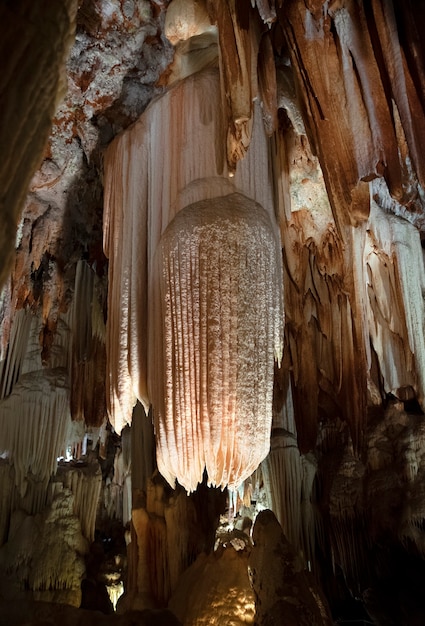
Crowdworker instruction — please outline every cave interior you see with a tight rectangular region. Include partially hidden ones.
[2,1,425,624]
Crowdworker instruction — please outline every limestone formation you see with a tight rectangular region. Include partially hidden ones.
[249,509,333,626]
[104,65,284,492]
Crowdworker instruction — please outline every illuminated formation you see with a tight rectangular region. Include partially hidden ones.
[150,194,283,491]
[103,62,284,492]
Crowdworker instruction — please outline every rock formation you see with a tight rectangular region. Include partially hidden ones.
[249,509,333,625]
[2,0,425,624]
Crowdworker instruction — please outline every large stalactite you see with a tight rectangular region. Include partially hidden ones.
[150,194,283,491]
[103,60,284,492]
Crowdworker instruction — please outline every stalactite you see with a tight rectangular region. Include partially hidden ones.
[131,402,156,494]
[205,0,278,172]
[150,193,283,492]
[301,453,317,569]
[103,126,148,434]
[56,461,102,542]
[261,423,317,568]
[281,1,401,227]
[0,310,32,399]
[255,0,277,26]
[261,431,303,551]
[104,65,284,490]
[365,198,425,406]
[69,260,106,426]
[277,128,368,451]
[257,32,278,136]
[121,424,132,525]
[102,426,132,525]
[0,460,13,547]
[370,0,425,190]
[0,368,72,497]
[206,0,258,172]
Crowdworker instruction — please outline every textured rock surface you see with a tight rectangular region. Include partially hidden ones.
[0,0,78,287]
[0,489,88,607]
[169,545,255,626]
[249,510,333,626]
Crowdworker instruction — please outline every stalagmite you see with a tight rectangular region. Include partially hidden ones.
[249,510,333,626]
[169,547,255,626]
[130,480,179,606]
[328,445,370,592]
[0,489,88,608]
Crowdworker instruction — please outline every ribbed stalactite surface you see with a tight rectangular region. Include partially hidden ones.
[0,368,71,497]
[150,193,283,492]
[103,66,283,490]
